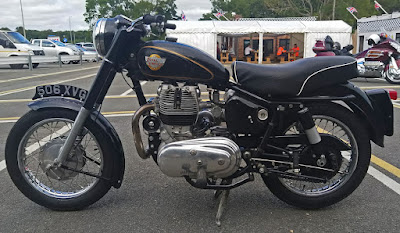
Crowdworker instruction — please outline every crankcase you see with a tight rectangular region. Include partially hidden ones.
[157,137,241,178]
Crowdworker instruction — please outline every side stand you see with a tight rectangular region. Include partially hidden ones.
[214,179,232,227]
[215,189,230,226]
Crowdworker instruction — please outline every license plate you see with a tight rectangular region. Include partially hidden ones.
[364,61,381,67]
[33,85,88,101]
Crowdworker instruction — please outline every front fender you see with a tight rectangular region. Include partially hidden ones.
[28,97,125,188]
[316,83,393,147]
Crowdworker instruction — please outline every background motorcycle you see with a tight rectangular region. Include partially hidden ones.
[5,15,395,224]
[313,34,400,84]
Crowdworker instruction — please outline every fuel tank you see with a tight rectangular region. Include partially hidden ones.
[137,41,229,88]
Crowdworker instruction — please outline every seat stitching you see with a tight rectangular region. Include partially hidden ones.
[296,60,356,96]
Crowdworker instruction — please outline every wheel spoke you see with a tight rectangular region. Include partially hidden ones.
[18,118,103,199]
[278,114,358,195]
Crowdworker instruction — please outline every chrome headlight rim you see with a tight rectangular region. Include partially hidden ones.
[93,18,117,57]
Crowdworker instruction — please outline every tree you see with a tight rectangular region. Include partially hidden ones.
[84,0,177,27]
[201,0,276,20]
[0,27,11,31]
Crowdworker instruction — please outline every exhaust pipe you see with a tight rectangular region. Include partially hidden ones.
[131,103,155,159]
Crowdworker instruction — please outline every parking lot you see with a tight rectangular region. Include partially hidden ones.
[0,62,399,232]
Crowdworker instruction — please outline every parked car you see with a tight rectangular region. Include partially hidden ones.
[76,42,96,52]
[32,39,79,64]
[65,44,98,63]
[0,30,45,69]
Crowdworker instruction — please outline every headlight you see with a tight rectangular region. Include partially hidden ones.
[93,18,118,57]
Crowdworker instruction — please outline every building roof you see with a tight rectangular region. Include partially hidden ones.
[167,20,352,34]
[358,12,400,33]
[238,17,317,21]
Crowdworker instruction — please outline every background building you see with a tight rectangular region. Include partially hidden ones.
[357,12,400,52]
[167,19,352,63]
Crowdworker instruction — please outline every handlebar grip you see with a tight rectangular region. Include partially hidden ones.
[164,23,176,30]
[143,14,164,24]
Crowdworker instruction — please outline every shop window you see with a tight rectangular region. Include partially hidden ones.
[279,39,290,49]
[396,33,400,43]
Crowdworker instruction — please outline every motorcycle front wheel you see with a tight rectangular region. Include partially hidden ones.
[384,67,400,84]
[6,108,113,210]
[263,103,371,209]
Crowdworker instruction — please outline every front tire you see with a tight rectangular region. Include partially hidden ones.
[263,103,371,209]
[6,108,113,210]
[384,66,400,84]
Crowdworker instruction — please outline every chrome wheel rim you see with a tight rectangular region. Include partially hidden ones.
[17,118,103,199]
[279,115,358,196]
[386,69,400,82]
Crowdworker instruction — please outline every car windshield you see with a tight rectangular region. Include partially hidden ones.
[52,40,66,47]
[84,43,94,47]
[6,32,30,44]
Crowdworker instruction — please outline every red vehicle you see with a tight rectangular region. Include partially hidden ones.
[313,34,400,84]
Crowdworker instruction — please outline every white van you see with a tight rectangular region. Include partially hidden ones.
[0,30,45,68]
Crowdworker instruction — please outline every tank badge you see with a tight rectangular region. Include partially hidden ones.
[145,54,166,71]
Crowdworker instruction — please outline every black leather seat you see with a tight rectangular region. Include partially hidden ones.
[232,56,358,97]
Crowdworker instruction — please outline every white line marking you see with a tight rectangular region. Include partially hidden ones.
[0,120,18,123]
[0,126,70,172]
[25,126,70,155]
[0,66,99,84]
[0,73,95,97]
[120,89,133,96]
[120,81,147,96]
[0,160,6,172]
[368,166,400,195]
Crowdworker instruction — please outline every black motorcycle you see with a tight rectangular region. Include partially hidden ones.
[5,15,394,224]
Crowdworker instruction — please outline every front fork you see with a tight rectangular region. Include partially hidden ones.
[53,60,117,167]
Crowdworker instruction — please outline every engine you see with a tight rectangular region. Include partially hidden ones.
[155,84,201,142]
[138,83,241,181]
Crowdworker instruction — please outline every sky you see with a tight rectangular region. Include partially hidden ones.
[0,0,212,31]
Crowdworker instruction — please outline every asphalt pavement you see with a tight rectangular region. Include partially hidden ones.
[0,62,399,233]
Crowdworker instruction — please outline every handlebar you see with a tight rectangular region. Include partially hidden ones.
[143,14,164,24]
[164,23,176,30]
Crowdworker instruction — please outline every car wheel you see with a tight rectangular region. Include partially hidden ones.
[10,64,24,69]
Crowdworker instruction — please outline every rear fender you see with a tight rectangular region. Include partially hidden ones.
[28,97,125,188]
[315,83,393,147]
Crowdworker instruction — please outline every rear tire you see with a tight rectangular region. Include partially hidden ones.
[10,64,24,69]
[263,103,371,209]
[33,63,39,68]
[6,108,113,210]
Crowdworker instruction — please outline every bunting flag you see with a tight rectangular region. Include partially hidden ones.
[346,7,357,13]
[346,7,358,20]
[181,11,187,21]
[214,11,224,19]
[374,1,388,14]
[374,1,381,9]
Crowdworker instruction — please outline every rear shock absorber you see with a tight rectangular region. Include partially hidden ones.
[297,107,321,145]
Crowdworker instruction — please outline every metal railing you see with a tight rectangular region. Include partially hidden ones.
[0,54,100,70]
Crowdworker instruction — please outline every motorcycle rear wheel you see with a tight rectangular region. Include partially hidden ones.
[262,103,371,209]
[5,108,113,210]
